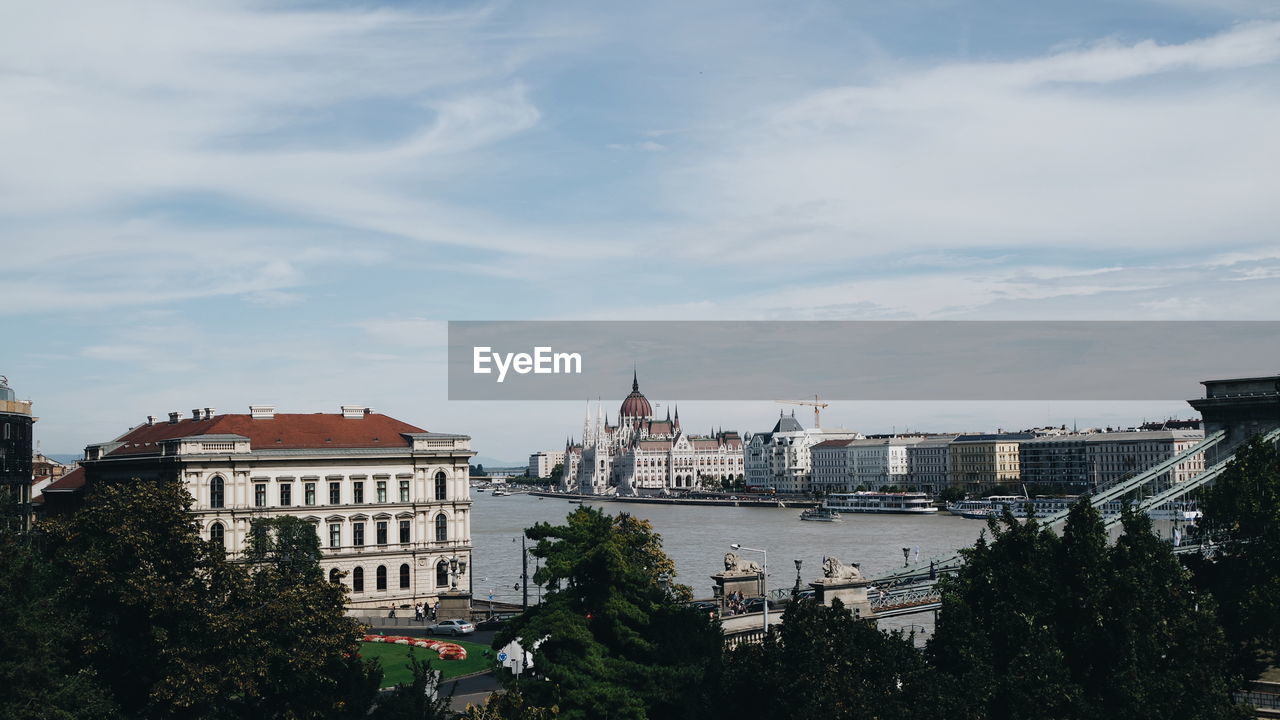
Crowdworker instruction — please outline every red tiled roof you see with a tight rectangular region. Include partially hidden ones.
[812,439,856,448]
[41,466,86,493]
[105,413,427,456]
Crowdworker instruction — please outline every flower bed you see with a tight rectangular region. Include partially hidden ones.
[362,634,468,661]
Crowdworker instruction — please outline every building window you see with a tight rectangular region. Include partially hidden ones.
[255,484,267,507]
[399,480,410,502]
[329,568,341,584]
[305,483,316,506]
[279,484,292,506]
[210,522,224,548]
[329,523,341,549]
[376,481,387,503]
[436,561,449,587]
[376,521,388,545]
[210,476,225,509]
[376,565,387,591]
[353,522,365,548]
[353,481,364,504]
[353,567,364,592]
[329,482,341,505]
[399,519,410,544]
[435,471,447,500]
[400,563,410,589]
[435,513,447,542]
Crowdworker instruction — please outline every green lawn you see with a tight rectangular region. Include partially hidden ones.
[359,639,495,686]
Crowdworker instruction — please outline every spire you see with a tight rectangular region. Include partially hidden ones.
[632,366,639,393]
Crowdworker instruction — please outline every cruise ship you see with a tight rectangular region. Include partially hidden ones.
[948,495,1201,522]
[824,491,939,515]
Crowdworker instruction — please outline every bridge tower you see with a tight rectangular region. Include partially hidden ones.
[1188,375,1280,466]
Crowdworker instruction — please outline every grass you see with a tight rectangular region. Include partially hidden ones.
[359,639,495,686]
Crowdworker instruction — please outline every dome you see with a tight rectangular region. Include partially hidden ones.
[619,371,653,420]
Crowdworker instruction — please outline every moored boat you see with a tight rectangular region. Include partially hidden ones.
[799,507,842,522]
[824,491,939,514]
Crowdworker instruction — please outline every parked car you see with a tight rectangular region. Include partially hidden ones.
[688,600,719,614]
[475,615,509,631]
[742,597,776,613]
[427,619,476,636]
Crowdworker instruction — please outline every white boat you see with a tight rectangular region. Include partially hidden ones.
[799,507,842,522]
[491,489,510,497]
[946,495,1027,519]
[824,492,939,514]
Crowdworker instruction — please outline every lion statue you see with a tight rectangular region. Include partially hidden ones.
[822,555,863,582]
[723,552,763,574]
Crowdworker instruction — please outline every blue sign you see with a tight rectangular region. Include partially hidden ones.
[497,652,508,662]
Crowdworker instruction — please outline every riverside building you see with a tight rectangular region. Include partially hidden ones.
[744,413,861,494]
[561,373,744,495]
[44,405,473,609]
[0,376,35,532]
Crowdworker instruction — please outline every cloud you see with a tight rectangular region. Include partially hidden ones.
[652,22,1280,265]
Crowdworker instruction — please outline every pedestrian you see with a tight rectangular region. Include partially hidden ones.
[414,603,423,622]
[388,605,397,619]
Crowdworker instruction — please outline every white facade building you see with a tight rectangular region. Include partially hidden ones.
[528,450,566,479]
[744,413,861,494]
[561,374,744,495]
[906,435,956,493]
[76,405,473,609]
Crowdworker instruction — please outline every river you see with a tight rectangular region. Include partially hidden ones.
[468,492,985,605]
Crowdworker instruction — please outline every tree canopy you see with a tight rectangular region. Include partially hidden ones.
[496,507,722,720]
[928,502,1247,720]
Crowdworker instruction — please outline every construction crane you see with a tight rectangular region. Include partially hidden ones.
[776,395,830,429]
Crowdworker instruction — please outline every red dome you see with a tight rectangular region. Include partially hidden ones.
[619,372,653,420]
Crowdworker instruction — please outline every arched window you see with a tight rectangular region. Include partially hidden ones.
[400,563,410,589]
[376,565,387,591]
[435,513,448,542]
[329,568,342,584]
[210,476,225,509]
[353,567,364,592]
[436,560,449,587]
[434,471,447,501]
[210,522,224,547]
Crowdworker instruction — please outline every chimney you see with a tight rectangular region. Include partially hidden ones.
[204,407,215,419]
[146,415,156,425]
[192,408,204,420]
[250,405,276,419]
[341,405,366,419]
[168,411,182,424]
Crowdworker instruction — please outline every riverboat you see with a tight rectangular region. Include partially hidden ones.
[799,507,842,522]
[491,489,510,497]
[946,495,1027,519]
[824,491,939,514]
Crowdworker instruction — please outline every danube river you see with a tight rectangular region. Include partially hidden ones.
[468,492,986,608]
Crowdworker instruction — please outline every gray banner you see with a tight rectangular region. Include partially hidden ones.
[447,321,1280,401]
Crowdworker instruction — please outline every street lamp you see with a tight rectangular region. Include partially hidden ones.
[793,559,802,598]
[448,556,467,590]
[902,547,911,568]
[730,543,768,633]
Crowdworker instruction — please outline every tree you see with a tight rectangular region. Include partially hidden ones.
[234,516,380,719]
[719,599,933,720]
[938,485,966,504]
[496,508,722,720]
[369,649,454,720]
[928,502,1247,720]
[471,464,488,477]
[36,478,381,719]
[0,532,121,719]
[43,476,243,718]
[1195,436,1280,677]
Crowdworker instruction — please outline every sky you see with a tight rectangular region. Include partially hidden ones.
[3,0,1279,464]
